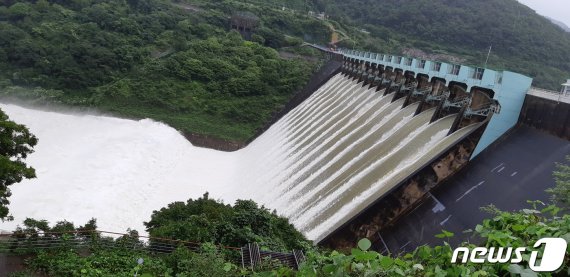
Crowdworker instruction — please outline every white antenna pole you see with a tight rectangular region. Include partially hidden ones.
[484,45,492,68]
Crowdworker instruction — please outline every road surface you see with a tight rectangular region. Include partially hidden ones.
[377,126,570,254]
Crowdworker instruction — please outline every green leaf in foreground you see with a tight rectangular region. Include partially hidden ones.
[357,238,372,251]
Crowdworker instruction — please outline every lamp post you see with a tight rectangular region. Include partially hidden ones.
[559,79,570,103]
[484,45,492,68]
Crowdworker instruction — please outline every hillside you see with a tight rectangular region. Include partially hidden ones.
[2,0,569,144]
[313,0,570,90]
[548,17,570,33]
[0,0,330,143]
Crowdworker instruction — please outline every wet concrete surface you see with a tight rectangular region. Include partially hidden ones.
[377,126,570,254]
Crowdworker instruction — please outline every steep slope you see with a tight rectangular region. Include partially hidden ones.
[0,0,326,143]
[547,17,570,33]
[314,0,570,89]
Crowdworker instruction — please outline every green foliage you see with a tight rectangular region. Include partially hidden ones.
[547,156,570,207]
[145,193,311,251]
[12,202,570,276]
[314,0,570,89]
[434,229,454,239]
[162,244,238,276]
[0,0,316,142]
[196,0,331,46]
[0,108,37,220]
[357,238,371,251]
[22,242,240,276]
[28,248,171,277]
[11,218,98,243]
[7,270,35,277]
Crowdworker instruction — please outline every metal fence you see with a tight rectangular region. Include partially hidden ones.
[240,243,305,270]
[0,230,242,264]
[0,230,304,270]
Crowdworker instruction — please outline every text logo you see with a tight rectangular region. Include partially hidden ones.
[451,238,567,272]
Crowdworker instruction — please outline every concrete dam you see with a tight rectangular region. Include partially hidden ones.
[1,50,536,247]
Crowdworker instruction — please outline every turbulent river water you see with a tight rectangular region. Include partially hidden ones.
[0,74,478,242]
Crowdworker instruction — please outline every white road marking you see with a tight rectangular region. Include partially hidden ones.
[456,181,486,202]
[440,215,452,226]
[511,171,518,177]
[491,163,504,172]
[497,166,505,173]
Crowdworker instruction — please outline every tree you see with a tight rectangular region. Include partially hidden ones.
[547,156,570,207]
[145,193,310,251]
[7,2,33,21]
[0,108,37,220]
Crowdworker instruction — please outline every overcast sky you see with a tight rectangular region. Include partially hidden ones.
[517,0,570,27]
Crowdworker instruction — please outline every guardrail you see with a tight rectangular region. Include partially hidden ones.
[0,230,303,270]
[1,230,236,255]
[528,87,570,104]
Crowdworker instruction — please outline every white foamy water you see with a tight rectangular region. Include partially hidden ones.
[0,104,239,234]
[0,74,475,242]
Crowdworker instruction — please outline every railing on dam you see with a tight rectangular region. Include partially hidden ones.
[341,49,504,91]
[528,87,570,104]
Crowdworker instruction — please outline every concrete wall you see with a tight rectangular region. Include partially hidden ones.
[519,94,570,139]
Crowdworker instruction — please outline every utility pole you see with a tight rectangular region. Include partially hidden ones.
[484,45,492,68]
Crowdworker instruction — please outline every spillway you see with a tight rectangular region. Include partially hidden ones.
[0,73,486,243]
[0,104,239,235]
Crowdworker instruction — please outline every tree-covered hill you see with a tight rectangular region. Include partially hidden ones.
[548,17,570,33]
[0,0,329,143]
[2,0,568,144]
[313,0,570,89]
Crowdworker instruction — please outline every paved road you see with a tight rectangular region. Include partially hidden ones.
[377,126,570,254]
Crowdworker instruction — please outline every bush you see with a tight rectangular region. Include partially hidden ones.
[145,193,311,252]
[547,156,570,207]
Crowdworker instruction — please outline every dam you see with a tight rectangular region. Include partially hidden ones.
[0,49,547,248]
